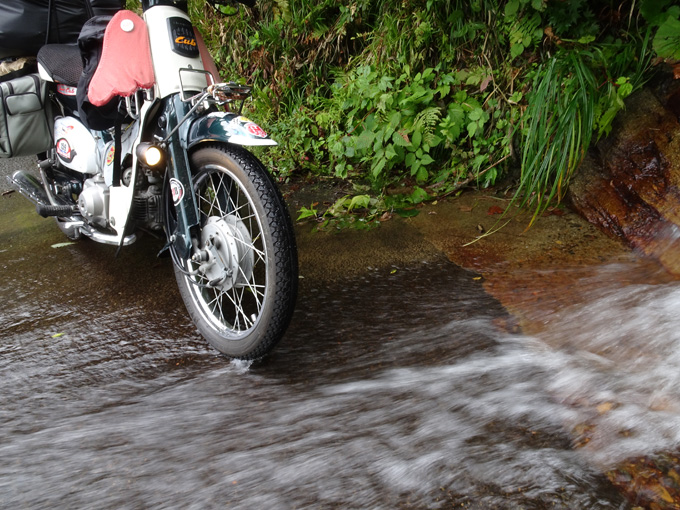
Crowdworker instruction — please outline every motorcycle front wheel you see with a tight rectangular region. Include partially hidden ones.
[172,144,298,359]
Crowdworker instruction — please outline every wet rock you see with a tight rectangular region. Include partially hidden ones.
[566,72,680,509]
[607,453,680,510]
[568,74,680,274]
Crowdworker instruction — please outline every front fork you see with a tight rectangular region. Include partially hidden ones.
[157,87,275,259]
[160,94,200,259]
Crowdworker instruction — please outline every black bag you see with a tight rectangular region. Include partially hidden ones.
[0,0,123,59]
[0,73,52,158]
[76,15,119,131]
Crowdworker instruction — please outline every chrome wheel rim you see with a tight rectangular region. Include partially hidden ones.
[184,166,268,335]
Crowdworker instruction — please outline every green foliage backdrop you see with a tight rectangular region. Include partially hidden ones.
[134,0,680,224]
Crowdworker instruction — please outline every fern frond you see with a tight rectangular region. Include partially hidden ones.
[413,107,442,133]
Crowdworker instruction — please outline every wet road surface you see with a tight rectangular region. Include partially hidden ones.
[2,158,680,508]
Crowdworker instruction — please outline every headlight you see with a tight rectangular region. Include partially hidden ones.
[136,143,165,169]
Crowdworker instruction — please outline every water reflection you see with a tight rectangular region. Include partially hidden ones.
[1,227,679,508]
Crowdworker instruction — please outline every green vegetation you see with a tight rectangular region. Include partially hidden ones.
[138,0,680,227]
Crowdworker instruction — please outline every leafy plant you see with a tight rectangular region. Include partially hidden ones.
[181,0,664,229]
[640,1,680,61]
[517,33,652,223]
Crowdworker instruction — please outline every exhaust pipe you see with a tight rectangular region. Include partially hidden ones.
[7,170,78,217]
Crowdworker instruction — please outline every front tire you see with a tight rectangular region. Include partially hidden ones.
[172,144,298,359]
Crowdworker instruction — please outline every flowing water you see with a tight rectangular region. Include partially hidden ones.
[2,187,680,508]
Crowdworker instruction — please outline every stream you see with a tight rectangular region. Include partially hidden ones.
[2,160,680,508]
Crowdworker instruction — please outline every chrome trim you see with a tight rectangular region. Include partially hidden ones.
[80,225,136,246]
[8,171,50,206]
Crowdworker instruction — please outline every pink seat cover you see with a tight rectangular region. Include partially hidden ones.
[88,10,155,107]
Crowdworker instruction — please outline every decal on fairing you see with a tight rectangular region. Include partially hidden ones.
[55,123,75,138]
[170,178,185,206]
[245,122,267,138]
[105,145,116,166]
[231,116,268,138]
[168,17,199,58]
[56,138,76,162]
[56,84,77,96]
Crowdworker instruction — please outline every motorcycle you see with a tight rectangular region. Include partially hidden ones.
[2,0,298,359]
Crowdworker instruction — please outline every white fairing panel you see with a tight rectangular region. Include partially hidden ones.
[102,122,140,186]
[54,117,98,174]
[144,6,209,98]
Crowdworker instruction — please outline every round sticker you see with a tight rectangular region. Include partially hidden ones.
[245,122,267,138]
[170,178,185,206]
[56,138,75,163]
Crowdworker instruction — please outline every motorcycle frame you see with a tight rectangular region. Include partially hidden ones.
[108,1,274,257]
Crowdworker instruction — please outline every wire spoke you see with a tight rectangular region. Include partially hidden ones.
[182,162,270,335]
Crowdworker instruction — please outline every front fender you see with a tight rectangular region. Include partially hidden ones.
[186,112,277,149]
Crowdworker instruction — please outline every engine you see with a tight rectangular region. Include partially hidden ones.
[76,169,163,231]
[132,175,163,231]
[77,174,109,228]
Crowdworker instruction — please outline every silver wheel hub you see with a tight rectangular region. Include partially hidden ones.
[192,215,254,291]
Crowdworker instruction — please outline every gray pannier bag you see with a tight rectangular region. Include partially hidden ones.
[0,73,52,158]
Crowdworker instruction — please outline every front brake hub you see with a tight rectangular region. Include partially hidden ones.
[196,215,254,291]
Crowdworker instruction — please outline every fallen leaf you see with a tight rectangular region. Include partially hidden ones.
[543,207,565,217]
[459,205,473,212]
[52,333,65,338]
[480,75,493,92]
[668,469,680,485]
[649,483,674,503]
[597,402,614,414]
[572,423,595,448]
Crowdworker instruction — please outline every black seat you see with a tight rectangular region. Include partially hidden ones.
[37,44,83,86]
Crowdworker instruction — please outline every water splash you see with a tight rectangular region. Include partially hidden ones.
[1,258,679,508]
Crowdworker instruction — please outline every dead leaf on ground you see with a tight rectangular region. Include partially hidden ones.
[597,402,615,414]
[480,75,493,92]
[543,207,565,217]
